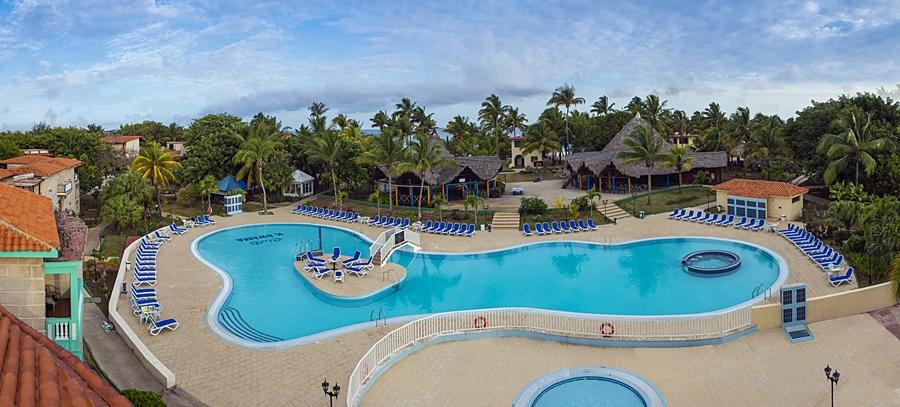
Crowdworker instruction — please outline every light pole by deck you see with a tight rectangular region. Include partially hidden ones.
[824,365,840,407]
[322,379,341,407]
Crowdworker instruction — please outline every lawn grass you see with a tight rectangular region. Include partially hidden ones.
[614,185,714,216]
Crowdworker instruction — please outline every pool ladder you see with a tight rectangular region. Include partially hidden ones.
[370,308,387,327]
[752,284,773,301]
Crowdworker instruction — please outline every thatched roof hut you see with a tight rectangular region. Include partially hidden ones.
[375,132,501,185]
[564,115,726,178]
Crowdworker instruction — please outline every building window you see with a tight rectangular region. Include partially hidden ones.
[792,196,800,203]
[727,196,767,219]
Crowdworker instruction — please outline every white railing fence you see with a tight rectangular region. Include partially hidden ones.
[346,306,751,406]
[370,228,421,265]
[368,228,395,259]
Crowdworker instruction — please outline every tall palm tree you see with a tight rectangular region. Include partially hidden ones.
[305,130,347,208]
[584,187,600,218]
[520,123,561,179]
[198,175,219,212]
[661,145,694,192]
[745,115,789,166]
[618,125,666,204]
[547,84,584,155]
[504,107,528,137]
[590,96,615,116]
[308,102,329,122]
[360,128,407,214]
[393,98,417,143]
[412,106,436,134]
[233,136,280,213]
[395,133,458,219]
[479,94,508,157]
[818,110,892,184]
[641,94,670,133]
[464,194,483,225]
[331,114,352,130]
[370,110,391,131]
[130,141,181,217]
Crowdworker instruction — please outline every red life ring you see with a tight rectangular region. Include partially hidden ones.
[599,322,615,338]
[473,316,488,329]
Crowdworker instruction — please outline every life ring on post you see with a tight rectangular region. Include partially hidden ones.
[473,315,488,329]
[599,322,615,338]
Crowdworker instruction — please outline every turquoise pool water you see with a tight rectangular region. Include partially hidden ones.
[532,377,646,407]
[193,224,784,345]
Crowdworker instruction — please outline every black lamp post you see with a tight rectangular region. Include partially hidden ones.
[824,365,840,407]
[631,192,637,216]
[322,379,341,407]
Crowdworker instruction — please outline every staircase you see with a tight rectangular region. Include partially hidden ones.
[372,251,383,266]
[598,202,632,221]
[491,212,521,229]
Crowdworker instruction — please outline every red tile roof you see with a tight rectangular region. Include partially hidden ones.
[713,178,809,199]
[0,306,132,407]
[8,162,67,177]
[0,184,60,252]
[0,155,52,165]
[100,136,141,144]
[0,156,80,176]
[0,169,11,180]
[46,157,82,169]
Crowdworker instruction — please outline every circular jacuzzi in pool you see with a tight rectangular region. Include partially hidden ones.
[513,366,666,407]
[681,250,741,276]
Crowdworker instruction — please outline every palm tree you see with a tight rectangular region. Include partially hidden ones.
[745,115,789,165]
[618,125,666,204]
[370,110,391,131]
[368,190,383,216]
[305,130,346,208]
[394,133,458,219]
[547,84,584,155]
[590,96,615,116]
[479,94,508,157]
[817,110,892,185]
[130,141,181,217]
[520,123,561,180]
[584,187,600,218]
[661,145,694,192]
[233,135,279,214]
[331,114,352,130]
[412,106,436,134]
[198,175,219,212]
[393,98,417,142]
[308,102,329,122]
[464,194,483,226]
[669,110,690,137]
[641,94,670,133]
[504,107,527,137]
[360,128,407,214]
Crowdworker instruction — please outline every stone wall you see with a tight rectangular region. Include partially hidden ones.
[0,258,46,333]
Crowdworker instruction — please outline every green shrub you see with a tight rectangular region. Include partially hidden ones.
[569,196,590,211]
[519,197,548,215]
[490,181,506,198]
[122,389,166,407]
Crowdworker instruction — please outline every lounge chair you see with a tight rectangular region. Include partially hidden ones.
[578,219,590,231]
[290,204,303,214]
[686,211,704,222]
[560,221,571,233]
[748,219,766,231]
[132,301,160,316]
[350,256,374,270]
[393,218,404,228]
[369,215,382,226]
[342,250,361,266]
[693,213,711,223]
[732,217,749,228]
[382,217,395,228]
[551,222,563,234]
[522,223,533,236]
[569,220,582,232]
[586,219,598,231]
[675,210,694,220]
[543,222,552,234]
[535,223,545,235]
[422,220,433,232]
[705,214,720,224]
[716,215,735,226]
[307,251,326,264]
[330,247,341,262]
[346,265,367,277]
[463,224,475,237]
[425,221,439,233]
[334,270,344,283]
[348,213,359,223]
[168,224,186,235]
[195,216,209,226]
[668,208,683,219]
[800,241,823,253]
[154,231,171,241]
[130,285,156,299]
[400,218,410,229]
[445,223,459,235]
[148,318,179,336]
[818,254,844,270]
[778,223,799,235]
[312,267,331,280]
[810,247,834,261]
[829,267,854,287]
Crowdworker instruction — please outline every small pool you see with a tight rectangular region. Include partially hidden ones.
[682,250,742,276]
[192,223,787,347]
[514,366,665,407]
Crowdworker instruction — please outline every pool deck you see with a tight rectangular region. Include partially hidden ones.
[117,204,863,406]
[295,259,407,298]
[361,313,900,406]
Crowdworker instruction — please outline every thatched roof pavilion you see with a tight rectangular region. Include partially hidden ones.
[563,115,726,193]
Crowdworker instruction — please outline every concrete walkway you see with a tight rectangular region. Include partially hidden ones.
[83,303,207,406]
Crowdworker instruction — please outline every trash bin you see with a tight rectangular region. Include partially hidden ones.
[480,224,486,231]
[639,211,645,219]
[486,224,492,232]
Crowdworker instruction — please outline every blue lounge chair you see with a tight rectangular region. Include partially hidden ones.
[800,241,823,253]
[290,204,303,214]
[586,219,598,231]
[195,216,210,226]
[675,210,693,220]
[456,223,468,236]
[810,247,833,261]
[330,247,341,262]
[716,215,735,226]
[560,221,571,233]
[567,220,580,232]
[732,217,749,228]
[149,318,179,336]
[307,251,326,264]
[577,219,589,231]
[346,265,367,277]
[749,219,766,231]
[534,223,545,235]
[342,250,361,266]
[394,218,404,228]
[446,223,460,235]
[668,208,684,219]
[369,215,382,226]
[819,254,844,270]
[350,256,374,270]
[443,222,455,234]
[132,273,157,286]
[428,221,441,233]
[348,213,359,223]
[169,224,186,235]
[400,218,410,229]
[829,267,854,286]
[551,222,563,234]
[130,285,156,299]
[686,211,703,222]
[705,214,720,224]
[154,231,171,241]
[422,220,433,232]
[463,224,475,237]
[693,213,711,223]
[522,223,533,236]
[312,267,331,280]
[779,223,799,235]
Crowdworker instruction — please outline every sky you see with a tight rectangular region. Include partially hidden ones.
[1,0,900,131]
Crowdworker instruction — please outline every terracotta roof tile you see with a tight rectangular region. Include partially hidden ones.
[0,155,52,165]
[101,135,141,144]
[713,178,809,199]
[0,169,11,180]
[8,162,68,177]
[47,157,81,169]
[0,183,60,252]
[0,307,133,407]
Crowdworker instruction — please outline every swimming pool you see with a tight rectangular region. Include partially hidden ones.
[513,366,665,407]
[193,223,787,347]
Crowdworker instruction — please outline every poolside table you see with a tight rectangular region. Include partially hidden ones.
[411,221,422,231]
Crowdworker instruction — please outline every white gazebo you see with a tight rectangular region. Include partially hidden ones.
[286,170,314,198]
